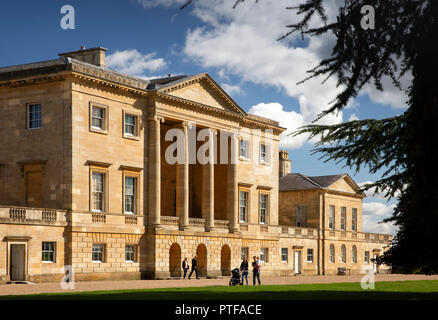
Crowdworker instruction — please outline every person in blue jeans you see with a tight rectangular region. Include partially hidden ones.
[240,257,249,285]
[252,256,261,285]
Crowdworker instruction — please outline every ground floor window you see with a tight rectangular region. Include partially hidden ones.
[364,251,370,264]
[329,244,335,263]
[125,245,136,262]
[307,248,313,263]
[241,247,249,261]
[42,242,56,262]
[281,248,288,262]
[92,244,105,262]
[260,248,268,263]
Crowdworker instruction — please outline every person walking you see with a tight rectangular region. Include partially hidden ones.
[240,257,249,285]
[252,256,261,285]
[182,258,190,279]
[188,255,199,279]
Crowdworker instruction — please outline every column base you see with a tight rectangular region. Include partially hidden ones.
[179,225,189,231]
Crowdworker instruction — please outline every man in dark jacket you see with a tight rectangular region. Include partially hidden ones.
[188,255,199,279]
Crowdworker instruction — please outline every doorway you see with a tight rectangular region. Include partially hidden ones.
[294,251,301,274]
[10,244,26,281]
[169,243,182,277]
[220,245,231,276]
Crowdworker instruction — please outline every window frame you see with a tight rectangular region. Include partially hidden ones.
[241,247,249,261]
[307,248,314,263]
[123,174,140,215]
[239,138,250,160]
[329,244,335,263]
[89,102,109,134]
[329,205,335,230]
[89,165,110,213]
[27,103,42,130]
[92,244,105,263]
[125,244,137,263]
[123,110,140,140]
[352,245,358,263]
[341,244,346,263]
[281,248,288,263]
[260,248,268,263]
[352,208,358,231]
[239,189,249,223]
[364,251,370,264]
[259,192,269,224]
[340,206,346,230]
[42,241,56,263]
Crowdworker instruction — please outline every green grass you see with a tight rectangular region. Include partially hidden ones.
[2,280,437,300]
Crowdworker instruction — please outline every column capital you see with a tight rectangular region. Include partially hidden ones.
[148,114,165,123]
[181,121,195,130]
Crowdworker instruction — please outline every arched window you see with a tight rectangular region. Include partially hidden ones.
[329,244,335,263]
[352,245,357,263]
[341,245,346,263]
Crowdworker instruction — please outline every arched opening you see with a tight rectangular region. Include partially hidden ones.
[329,244,335,263]
[196,243,207,277]
[352,245,357,263]
[169,243,182,277]
[220,245,231,276]
[341,244,346,263]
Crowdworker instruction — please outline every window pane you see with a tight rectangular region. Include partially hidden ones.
[239,191,247,222]
[28,104,42,129]
[92,107,105,129]
[329,205,335,229]
[125,114,136,135]
[92,173,104,211]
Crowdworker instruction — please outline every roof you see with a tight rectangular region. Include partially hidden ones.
[279,173,346,191]
[146,74,189,90]
[0,57,150,91]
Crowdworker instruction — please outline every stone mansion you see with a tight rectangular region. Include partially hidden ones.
[0,47,391,283]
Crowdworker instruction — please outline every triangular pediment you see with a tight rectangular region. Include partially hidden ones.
[157,74,246,116]
[327,175,364,196]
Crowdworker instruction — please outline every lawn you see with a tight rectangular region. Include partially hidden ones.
[1,280,438,300]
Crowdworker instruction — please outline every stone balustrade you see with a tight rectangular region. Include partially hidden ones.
[0,205,68,225]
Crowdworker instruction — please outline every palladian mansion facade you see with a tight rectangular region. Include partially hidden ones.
[0,47,391,283]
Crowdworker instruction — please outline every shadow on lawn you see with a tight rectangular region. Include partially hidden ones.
[2,290,437,300]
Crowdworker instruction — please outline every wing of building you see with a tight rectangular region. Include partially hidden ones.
[0,47,391,282]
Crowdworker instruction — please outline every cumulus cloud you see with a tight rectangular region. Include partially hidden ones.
[362,201,397,235]
[221,83,244,96]
[358,181,401,200]
[348,113,359,121]
[106,49,167,78]
[135,0,409,146]
[249,102,306,149]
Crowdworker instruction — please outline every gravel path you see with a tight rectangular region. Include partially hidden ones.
[0,274,437,296]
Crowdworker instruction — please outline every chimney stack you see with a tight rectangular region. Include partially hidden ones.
[59,46,108,67]
[279,150,291,178]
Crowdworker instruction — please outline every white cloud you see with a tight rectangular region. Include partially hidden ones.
[348,113,359,121]
[362,201,397,235]
[134,0,186,8]
[221,83,244,96]
[136,0,409,142]
[358,181,401,200]
[248,102,306,149]
[106,49,167,78]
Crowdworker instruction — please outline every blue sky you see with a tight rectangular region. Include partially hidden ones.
[0,0,408,234]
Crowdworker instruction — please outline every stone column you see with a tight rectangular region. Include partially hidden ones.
[228,134,239,233]
[148,115,164,227]
[203,129,216,231]
[177,121,190,230]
